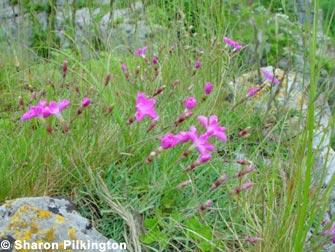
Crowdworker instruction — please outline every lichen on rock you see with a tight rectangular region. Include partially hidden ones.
[0,197,125,251]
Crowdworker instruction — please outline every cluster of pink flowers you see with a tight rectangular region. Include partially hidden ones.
[160,115,227,166]
[21,99,70,121]
[21,97,91,125]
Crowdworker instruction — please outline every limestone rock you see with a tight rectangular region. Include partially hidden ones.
[0,1,158,51]
[0,197,126,251]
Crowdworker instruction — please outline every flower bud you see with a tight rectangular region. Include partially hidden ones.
[81,97,91,108]
[146,147,163,163]
[204,82,213,95]
[234,181,254,194]
[236,159,251,165]
[199,199,213,212]
[62,60,68,79]
[175,111,193,126]
[172,80,180,89]
[18,96,24,110]
[238,127,251,138]
[236,166,255,178]
[210,173,228,190]
[135,66,140,76]
[105,106,113,114]
[121,64,127,73]
[245,236,262,245]
[176,179,192,189]
[147,120,157,132]
[194,59,202,70]
[104,74,112,86]
[128,116,135,125]
[153,85,166,97]
[152,55,158,65]
[47,123,53,134]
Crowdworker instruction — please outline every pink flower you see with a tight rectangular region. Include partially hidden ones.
[135,92,159,122]
[81,97,91,107]
[198,153,212,163]
[322,224,335,243]
[261,68,280,85]
[176,131,193,143]
[152,55,158,65]
[135,46,147,58]
[21,99,70,121]
[184,127,215,171]
[204,82,213,95]
[121,63,127,73]
[184,96,197,110]
[187,126,215,158]
[194,59,202,70]
[247,86,261,97]
[197,115,227,141]
[21,100,48,121]
[43,100,71,118]
[160,133,179,149]
[223,37,242,50]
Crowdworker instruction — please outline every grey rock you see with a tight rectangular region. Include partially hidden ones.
[0,1,156,51]
[76,8,91,27]
[0,197,126,251]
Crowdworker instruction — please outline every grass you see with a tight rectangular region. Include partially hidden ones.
[0,0,335,251]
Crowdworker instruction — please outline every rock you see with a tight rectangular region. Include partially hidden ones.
[0,197,126,251]
[76,8,91,27]
[0,1,158,52]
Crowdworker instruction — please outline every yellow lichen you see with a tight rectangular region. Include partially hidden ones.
[37,209,52,219]
[15,230,33,241]
[44,228,55,242]
[68,227,77,240]
[30,222,39,234]
[55,214,65,223]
